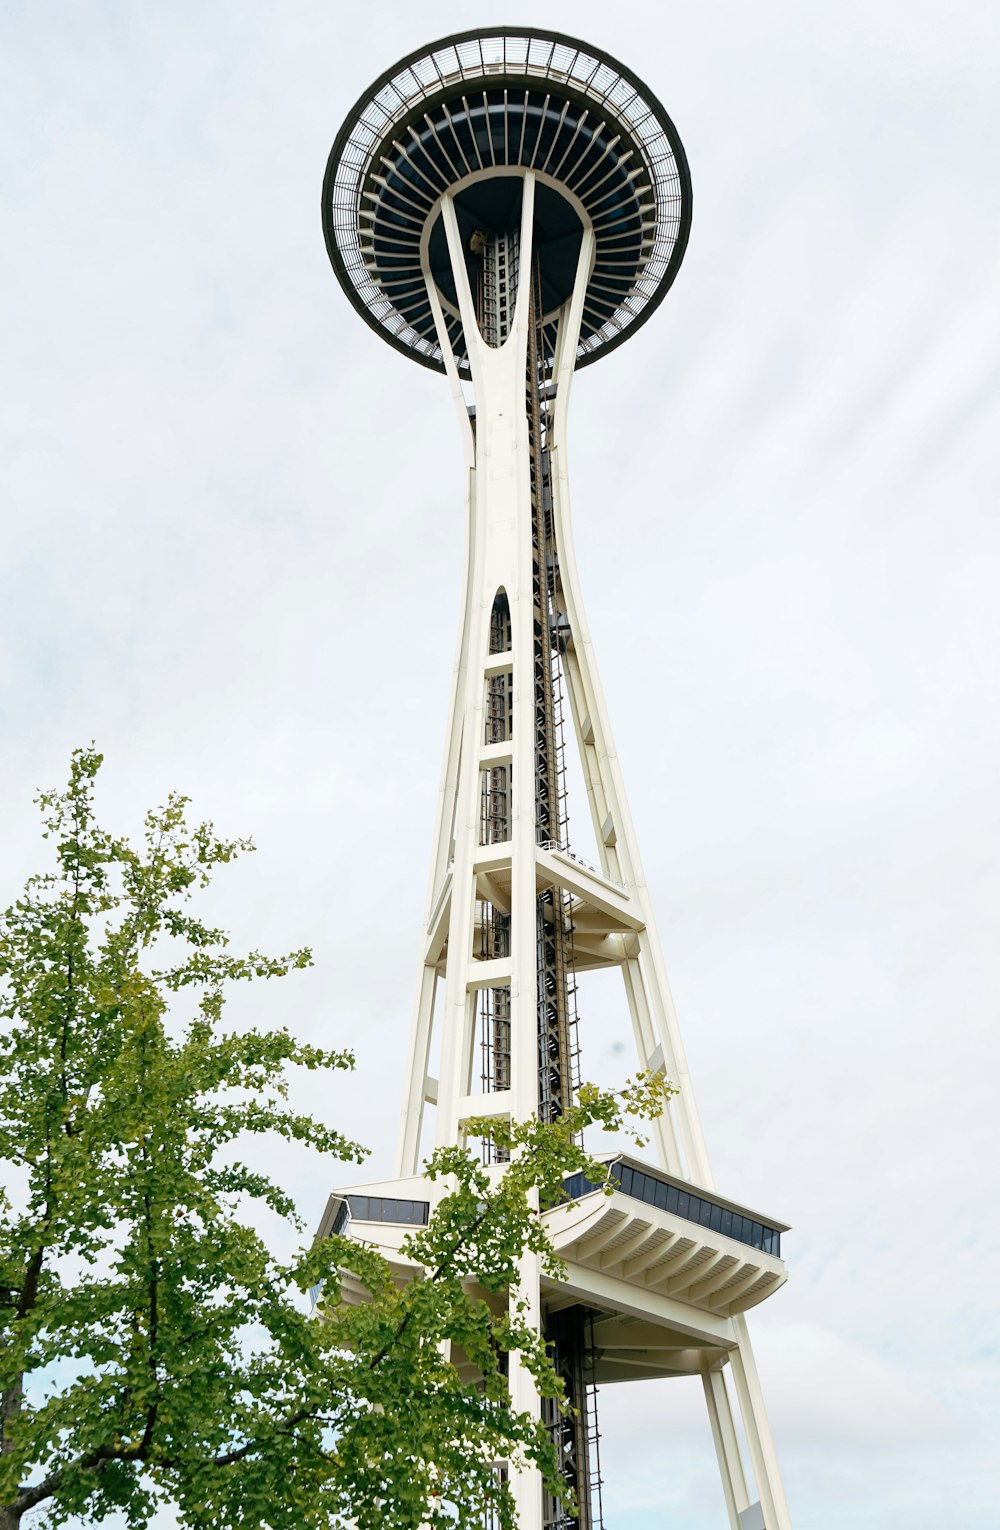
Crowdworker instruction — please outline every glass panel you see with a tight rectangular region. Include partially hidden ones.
[346,1195,431,1225]
[561,1164,781,1256]
[573,51,601,84]
[550,43,578,74]
[503,36,529,69]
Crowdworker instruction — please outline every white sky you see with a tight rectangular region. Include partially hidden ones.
[1,3,998,1527]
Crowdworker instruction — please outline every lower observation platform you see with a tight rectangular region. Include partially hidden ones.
[315,1157,788,1384]
[544,1155,788,1322]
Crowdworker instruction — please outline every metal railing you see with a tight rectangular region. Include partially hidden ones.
[537,839,624,888]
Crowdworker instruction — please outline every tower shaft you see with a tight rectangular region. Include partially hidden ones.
[399,177,709,1185]
[384,178,791,1529]
[321,33,796,1528]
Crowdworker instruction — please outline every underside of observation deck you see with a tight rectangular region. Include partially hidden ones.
[323,26,692,373]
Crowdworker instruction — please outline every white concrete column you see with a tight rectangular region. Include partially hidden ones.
[702,1359,751,1530]
[729,1316,793,1530]
[396,239,479,1175]
[420,174,545,1528]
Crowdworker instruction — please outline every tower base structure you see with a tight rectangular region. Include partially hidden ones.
[318,30,795,1529]
[318,1148,790,1530]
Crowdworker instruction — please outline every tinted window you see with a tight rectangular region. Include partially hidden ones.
[345,1195,429,1226]
[555,1161,783,1257]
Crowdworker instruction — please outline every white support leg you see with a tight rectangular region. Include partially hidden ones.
[702,1360,751,1530]
[396,962,437,1175]
[396,249,481,1175]
[547,268,715,1191]
[418,176,547,1528]
[621,954,686,1176]
[729,1316,793,1530]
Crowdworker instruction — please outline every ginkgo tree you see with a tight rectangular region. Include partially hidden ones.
[0,749,669,1529]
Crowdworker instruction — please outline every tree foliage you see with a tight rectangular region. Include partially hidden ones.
[0,751,670,1528]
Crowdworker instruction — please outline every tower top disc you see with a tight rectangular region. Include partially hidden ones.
[323,27,692,375]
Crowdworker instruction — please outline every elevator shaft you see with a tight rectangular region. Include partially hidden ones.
[525,253,578,1130]
[473,227,580,1130]
[542,1307,604,1530]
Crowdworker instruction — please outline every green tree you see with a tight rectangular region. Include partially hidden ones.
[0,750,668,1528]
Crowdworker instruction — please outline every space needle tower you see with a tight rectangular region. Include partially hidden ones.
[319,28,794,1530]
